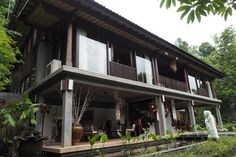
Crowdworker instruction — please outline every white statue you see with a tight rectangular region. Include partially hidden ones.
[204,110,219,139]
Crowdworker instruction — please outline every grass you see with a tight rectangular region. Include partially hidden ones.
[146,136,236,157]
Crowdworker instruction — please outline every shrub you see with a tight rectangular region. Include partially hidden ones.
[152,136,236,157]
[224,123,236,132]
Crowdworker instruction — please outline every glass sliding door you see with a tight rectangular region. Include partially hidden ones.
[79,30,107,75]
[136,54,153,85]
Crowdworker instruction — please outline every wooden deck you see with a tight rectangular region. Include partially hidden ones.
[43,138,154,154]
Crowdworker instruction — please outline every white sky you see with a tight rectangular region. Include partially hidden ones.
[95,0,236,46]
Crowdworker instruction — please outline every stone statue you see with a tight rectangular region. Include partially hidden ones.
[204,110,219,139]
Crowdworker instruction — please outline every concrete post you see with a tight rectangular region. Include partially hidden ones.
[61,90,73,147]
[155,96,167,136]
[61,79,73,147]
[187,101,196,131]
[215,105,223,127]
[35,96,44,133]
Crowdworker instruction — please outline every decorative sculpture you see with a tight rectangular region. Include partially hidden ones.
[204,110,219,140]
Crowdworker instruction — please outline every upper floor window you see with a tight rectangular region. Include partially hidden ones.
[111,43,132,66]
[188,75,198,94]
[136,54,153,85]
[79,30,107,75]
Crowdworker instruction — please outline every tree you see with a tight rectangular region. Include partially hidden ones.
[160,0,236,23]
[198,42,215,57]
[175,37,200,57]
[0,0,19,91]
[205,26,236,121]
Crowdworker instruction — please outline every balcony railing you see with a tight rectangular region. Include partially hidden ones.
[159,75,186,92]
[198,87,209,97]
[109,61,136,80]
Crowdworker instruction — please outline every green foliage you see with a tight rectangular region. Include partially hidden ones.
[156,136,236,157]
[88,132,109,157]
[176,27,236,121]
[224,123,236,131]
[198,42,215,57]
[88,133,99,149]
[160,0,236,23]
[194,124,207,131]
[100,133,108,144]
[204,26,236,121]
[0,0,20,91]
[0,93,39,155]
[98,133,108,157]
[175,38,200,57]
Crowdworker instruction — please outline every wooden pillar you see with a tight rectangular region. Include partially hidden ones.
[187,101,196,131]
[75,23,80,68]
[171,99,177,121]
[155,96,167,136]
[151,57,157,85]
[66,22,73,66]
[154,56,160,85]
[184,69,190,92]
[60,79,73,147]
[106,41,111,75]
[114,92,127,133]
[210,80,217,98]
[215,105,223,127]
[206,81,213,98]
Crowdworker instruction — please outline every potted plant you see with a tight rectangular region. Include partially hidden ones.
[72,88,95,145]
[0,93,46,157]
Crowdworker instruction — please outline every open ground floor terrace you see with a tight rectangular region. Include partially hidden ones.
[29,66,223,155]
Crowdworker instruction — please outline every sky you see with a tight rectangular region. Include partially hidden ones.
[95,0,236,46]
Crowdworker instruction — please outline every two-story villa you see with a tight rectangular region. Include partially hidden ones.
[9,0,225,156]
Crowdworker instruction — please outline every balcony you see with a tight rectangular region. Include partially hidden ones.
[109,61,136,80]
[159,75,186,92]
[198,87,209,97]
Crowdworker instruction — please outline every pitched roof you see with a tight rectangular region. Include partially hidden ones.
[10,0,226,79]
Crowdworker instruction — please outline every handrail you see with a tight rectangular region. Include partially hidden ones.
[159,75,186,92]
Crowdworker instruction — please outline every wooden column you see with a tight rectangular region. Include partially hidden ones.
[114,92,125,132]
[171,99,177,121]
[155,96,167,136]
[151,57,157,85]
[66,22,73,66]
[206,81,213,98]
[154,56,160,85]
[75,23,80,68]
[215,105,223,127]
[210,80,217,98]
[187,101,196,131]
[184,69,190,92]
[106,41,110,75]
[60,79,73,147]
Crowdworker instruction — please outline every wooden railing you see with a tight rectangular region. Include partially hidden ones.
[159,75,186,92]
[109,61,136,80]
[198,87,209,97]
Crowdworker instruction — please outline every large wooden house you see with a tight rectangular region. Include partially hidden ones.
[9,0,225,156]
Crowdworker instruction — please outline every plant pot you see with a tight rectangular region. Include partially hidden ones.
[15,132,47,157]
[72,126,84,145]
[18,140,42,157]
